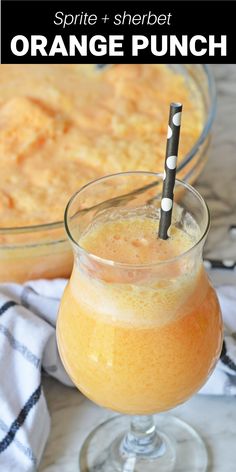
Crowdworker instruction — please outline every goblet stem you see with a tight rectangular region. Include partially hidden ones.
[121,415,166,458]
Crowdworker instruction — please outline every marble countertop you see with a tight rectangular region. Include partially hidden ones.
[39,64,236,472]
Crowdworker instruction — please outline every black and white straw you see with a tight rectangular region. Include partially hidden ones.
[158,102,183,240]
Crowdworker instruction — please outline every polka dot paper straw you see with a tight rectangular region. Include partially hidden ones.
[158,102,183,240]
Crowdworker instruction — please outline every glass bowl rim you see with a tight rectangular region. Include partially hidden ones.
[0,64,216,237]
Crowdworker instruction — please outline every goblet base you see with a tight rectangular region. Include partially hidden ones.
[79,414,208,472]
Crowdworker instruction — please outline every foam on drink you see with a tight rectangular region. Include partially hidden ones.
[70,209,203,327]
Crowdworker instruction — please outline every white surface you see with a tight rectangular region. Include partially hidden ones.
[39,65,236,472]
[39,378,236,472]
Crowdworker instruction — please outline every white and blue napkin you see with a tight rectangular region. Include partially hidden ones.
[0,279,72,472]
[0,277,236,471]
[200,284,236,395]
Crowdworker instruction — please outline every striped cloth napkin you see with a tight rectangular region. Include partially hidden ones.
[0,279,72,472]
[0,278,236,471]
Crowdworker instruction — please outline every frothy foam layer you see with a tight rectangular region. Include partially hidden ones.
[70,212,204,328]
[79,215,196,264]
